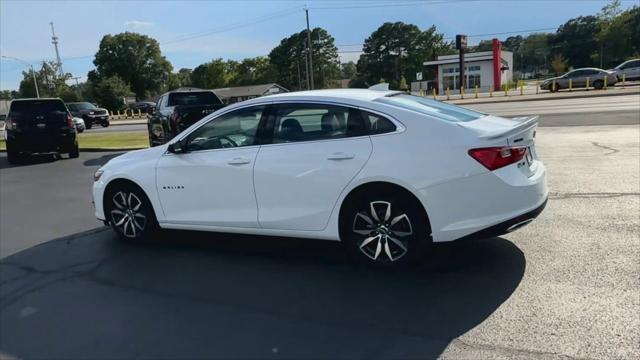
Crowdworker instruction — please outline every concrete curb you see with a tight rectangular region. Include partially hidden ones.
[445,89,639,105]
[109,120,146,126]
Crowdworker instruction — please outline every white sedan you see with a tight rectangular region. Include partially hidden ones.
[93,89,547,267]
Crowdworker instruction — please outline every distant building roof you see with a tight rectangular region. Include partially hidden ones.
[211,83,288,99]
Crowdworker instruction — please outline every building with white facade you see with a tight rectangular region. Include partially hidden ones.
[423,40,513,93]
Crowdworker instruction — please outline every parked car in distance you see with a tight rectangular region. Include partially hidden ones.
[540,68,617,92]
[612,59,640,81]
[94,89,548,268]
[73,117,85,133]
[128,101,156,115]
[67,102,110,129]
[4,98,79,164]
[148,90,225,146]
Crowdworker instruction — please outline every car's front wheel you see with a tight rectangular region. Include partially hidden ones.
[340,190,430,268]
[105,183,159,242]
[593,80,604,89]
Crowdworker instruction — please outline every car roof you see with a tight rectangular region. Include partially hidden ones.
[12,98,62,102]
[237,89,402,107]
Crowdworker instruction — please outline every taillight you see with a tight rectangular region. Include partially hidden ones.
[4,116,14,130]
[66,113,74,128]
[469,146,527,171]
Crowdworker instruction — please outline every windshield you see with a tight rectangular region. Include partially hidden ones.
[69,102,97,110]
[376,94,485,122]
[168,92,221,106]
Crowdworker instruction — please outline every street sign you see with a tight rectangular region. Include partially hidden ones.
[456,34,467,50]
[416,72,423,81]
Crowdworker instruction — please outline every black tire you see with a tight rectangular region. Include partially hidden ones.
[77,128,84,133]
[104,183,159,242]
[340,189,431,268]
[101,120,109,128]
[85,122,93,130]
[68,144,79,158]
[593,80,604,89]
[6,146,21,165]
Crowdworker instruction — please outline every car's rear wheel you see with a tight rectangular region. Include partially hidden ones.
[6,145,22,165]
[340,190,430,268]
[68,143,79,158]
[105,183,159,242]
[593,80,604,89]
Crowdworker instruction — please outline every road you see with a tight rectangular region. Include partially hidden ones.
[0,96,638,359]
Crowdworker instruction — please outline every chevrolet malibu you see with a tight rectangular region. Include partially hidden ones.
[93,89,547,267]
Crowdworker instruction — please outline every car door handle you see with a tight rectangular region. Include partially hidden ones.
[327,152,355,160]
[227,157,251,165]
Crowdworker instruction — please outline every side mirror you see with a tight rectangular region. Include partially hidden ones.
[167,139,187,154]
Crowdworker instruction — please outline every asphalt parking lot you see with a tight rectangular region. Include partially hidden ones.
[0,99,638,358]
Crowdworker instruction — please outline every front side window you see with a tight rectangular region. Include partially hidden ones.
[376,94,485,122]
[185,106,264,151]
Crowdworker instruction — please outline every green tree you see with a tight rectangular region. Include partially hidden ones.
[85,75,134,111]
[357,22,452,89]
[231,57,276,86]
[92,32,172,99]
[517,33,552,74]
[550,54,568,75]
[191,59,227,89]
[269,27,340,90]
[18,61,73,99]
[597,4,640,67]
[551,16,601,69]
[340,61,357,79]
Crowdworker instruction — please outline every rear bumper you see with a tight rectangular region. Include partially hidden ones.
[5,132,76,153]
[454,197,547,241]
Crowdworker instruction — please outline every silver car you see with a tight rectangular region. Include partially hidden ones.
[613,59,640,81]
[541,68,617,92]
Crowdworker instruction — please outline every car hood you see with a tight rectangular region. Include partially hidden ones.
[102,145,167,169]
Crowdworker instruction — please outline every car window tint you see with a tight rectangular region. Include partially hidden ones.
[168,92,222,106]
[9,100,68,123]
[362,110,396,134]
[272,104,366,143]
[376,94,484,122]
[186,106,264,151]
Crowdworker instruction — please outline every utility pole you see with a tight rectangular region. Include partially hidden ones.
[71,76,81,86]
[305,7,314,90]
[296,60,302,90]
[49,21,63,76]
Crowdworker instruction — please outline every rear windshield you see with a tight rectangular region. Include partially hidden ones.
[68,102,97,111]
[168,92,221,106]
[376,94,485,122]
[10,100,68,121]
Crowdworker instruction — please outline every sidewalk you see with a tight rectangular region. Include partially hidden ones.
[428,84,640,105]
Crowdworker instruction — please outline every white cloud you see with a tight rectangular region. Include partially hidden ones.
[124,20,154,30]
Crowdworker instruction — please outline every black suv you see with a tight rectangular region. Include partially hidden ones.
[148,90,225,146]
[67,102,110,129]
[4,98,79,164]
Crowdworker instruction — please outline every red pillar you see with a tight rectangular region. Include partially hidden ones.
[492,38,501,91]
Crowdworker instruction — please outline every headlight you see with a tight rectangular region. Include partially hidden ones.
[89,111,95,115]
[152,124,164,137]
[94,169,104,182]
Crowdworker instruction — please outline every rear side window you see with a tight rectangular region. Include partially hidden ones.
[362,110,396,135]
[168,92,222,106]
[376,94,484,122]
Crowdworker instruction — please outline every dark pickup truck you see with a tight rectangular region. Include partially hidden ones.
[148,90,225,146]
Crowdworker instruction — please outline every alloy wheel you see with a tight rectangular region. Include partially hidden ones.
[352,201,413,262]
[110,191,147,238]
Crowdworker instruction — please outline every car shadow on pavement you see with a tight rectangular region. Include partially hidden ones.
[0,228,525,359]
[0,153,59,170]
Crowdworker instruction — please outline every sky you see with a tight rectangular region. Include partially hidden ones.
[0,0,637,90]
